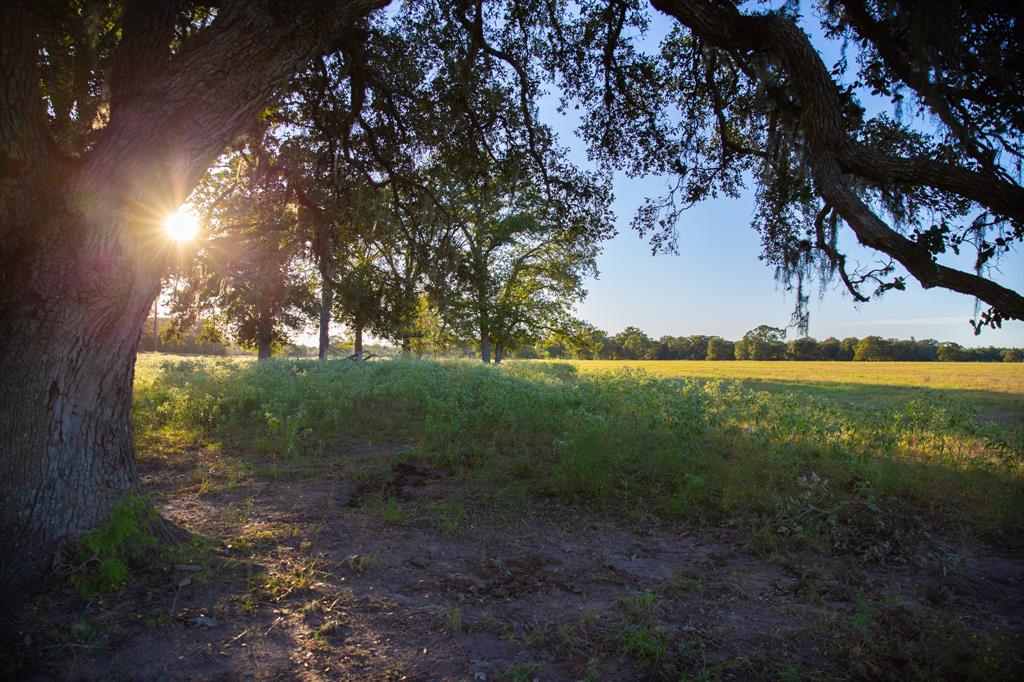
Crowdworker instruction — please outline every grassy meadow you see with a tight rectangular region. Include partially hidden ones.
[565,359,1024,427]
[563,359,1024,394]
[135,355,1024,554]
[16,354,1023,680]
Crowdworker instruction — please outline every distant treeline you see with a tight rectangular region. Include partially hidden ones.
[515,325,1024,363]
[139,317,1022,363]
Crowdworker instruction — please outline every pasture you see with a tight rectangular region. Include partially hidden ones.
[564,359,1024,394]
[565,359,1024,426]
[10,356,1023,680]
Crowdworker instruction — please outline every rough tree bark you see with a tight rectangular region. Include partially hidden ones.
[256,307,274,361]
[353,325,364,359]
[318,267,334,361]
[480,324,492,364]
[0,0,388,598]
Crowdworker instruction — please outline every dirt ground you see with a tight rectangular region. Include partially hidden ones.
[5,443,1023,681]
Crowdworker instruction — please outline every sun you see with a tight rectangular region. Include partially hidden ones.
[164,207,200,242]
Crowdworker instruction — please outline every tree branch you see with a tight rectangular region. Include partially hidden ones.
[84,0,392,211]
[109,0,179,113]
[834,0,1012,178]
[0,0,58,265]
[650,0,1024,319]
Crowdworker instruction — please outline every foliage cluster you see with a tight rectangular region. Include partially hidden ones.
[138,317,233,356]
[66,495,158,597]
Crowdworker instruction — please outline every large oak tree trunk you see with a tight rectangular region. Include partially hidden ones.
[0,0,388,598]
[0,193,160,595]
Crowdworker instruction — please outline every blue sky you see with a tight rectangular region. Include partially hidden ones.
[548,3,1023,347]
[575,174,1023,346]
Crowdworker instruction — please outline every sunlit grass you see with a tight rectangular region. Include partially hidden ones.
[133,355,1024,558]
[559,359,1024,394]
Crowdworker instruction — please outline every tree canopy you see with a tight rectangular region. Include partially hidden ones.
[548,0,1023,331]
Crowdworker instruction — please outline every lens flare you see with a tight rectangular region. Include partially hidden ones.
[164,207,200,242]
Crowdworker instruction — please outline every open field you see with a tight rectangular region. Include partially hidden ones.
[562,359,1024,427]
[562,360,1024,394]
[6,356,1023,680]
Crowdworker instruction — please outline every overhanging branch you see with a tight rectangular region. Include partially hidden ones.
[650,0,1024,320]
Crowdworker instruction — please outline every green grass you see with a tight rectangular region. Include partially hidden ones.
[133,356,1024,555]
[560,359,1024,427]
[835,598,1022,679]
[68,494,159,596]
[560,360,1024,395]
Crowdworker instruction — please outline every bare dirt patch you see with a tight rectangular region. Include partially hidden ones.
[5,444,1023,680]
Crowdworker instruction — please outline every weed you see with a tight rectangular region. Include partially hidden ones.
[235,594,255,613]
[133,356,1024,552]
[371,492,409,525]
[221,496,255,526]
[427,499,467,537]
[838,598,1023,679]
[776,664,803,682]
[67,494,159,596]
[556,620,590,649]
[308,620,344,650]
[617,622,671,665]
[142,612,170,629]
[67,617,107,649]
[339,550,380,575]
[430,604,463,633]
[522,618,550,647]
[663,572,704,598]
[619,588,661,622]
[257,558,326,600]
[231,525,287,552]
[675,635,730,681]
[496,662,540,682]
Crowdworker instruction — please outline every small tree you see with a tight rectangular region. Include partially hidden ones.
[786,337,821,361]
[706,337,735,360]
[854,336,892,362]
[839,338,860,361]
[818,337,842,361]
[612,327,654,360]
[937,342,968,362]
[168,143,315,360]
[1001,349,1024,363]
[432,160,612,363]
[735,325,787,360]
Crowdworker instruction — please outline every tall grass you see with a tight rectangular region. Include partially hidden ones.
[134,356,1024,556]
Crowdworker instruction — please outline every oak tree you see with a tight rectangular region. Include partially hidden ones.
[0,0,386,596]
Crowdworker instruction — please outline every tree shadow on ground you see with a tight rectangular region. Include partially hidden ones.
[732,378,1022,426]
[7,443,1023,680]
